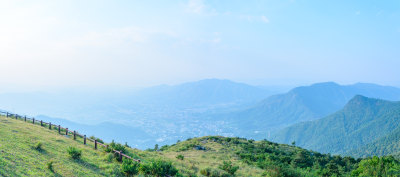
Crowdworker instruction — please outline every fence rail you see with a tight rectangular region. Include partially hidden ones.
[0,111,140,162]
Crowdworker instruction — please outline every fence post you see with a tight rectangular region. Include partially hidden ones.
[33,118,35,124]
[66,128,68,135]
[84,135,86,145]
[58,125,61,134]
[24,116,26,122]
[6,112,8,118]
[94,140,97,149]
[118,151,122,161]
[15,114,18,120]
[49,122,51,129]
[73,131,76,140]
[40,120,43,126]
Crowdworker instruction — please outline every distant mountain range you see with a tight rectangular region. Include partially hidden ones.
[0,79,279,123]
[228,82,400,139]
[36,115,156,148]
[271,95,400,157]
[2,79,400,152]
[122,79,279,108]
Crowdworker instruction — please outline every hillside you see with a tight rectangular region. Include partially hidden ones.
[271,95,400,156]
[347,127,400,158]
[229,82,400,139]
[2,114,400,176]
[0,115,120,176]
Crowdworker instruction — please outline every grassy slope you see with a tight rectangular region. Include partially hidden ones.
[137,138,265,176]
[0,115,119,176]
[6,113,397,177]
[0,115,265,176]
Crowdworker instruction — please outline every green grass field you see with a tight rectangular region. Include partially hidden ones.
[0,115,264,176]
[3,114,398,177]
[0,115,125,176]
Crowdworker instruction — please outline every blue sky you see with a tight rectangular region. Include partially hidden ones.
[0,0,399,92]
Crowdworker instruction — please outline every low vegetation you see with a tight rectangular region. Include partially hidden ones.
[67,146,82,160]
[2,115,400,176]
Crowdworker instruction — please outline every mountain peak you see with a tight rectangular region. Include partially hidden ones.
[350,94,369,101]
[310,82,340,87]
[347,95,378,104]
[343,95,389,112]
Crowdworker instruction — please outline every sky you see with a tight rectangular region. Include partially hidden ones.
[1,0,400,92]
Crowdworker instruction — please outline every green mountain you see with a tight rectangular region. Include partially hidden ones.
[229,82,400,139]
[347,127,400,158]
[271,95,400,156]
[3,113,400,176]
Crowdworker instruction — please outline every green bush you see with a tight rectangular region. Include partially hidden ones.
[200,167,230,177]
[176,154,184,160]
[139,159,179,177]
[34,142,42,151]
[104,153,114,162]
[219,161,239,175]
[110,140,126,153]
[104,145,113,153]
[121,158,139,176]
[89,136,104,144]
[351,156,400,176]
[160,145,169,151]
[46,161,54,172]
[67,146,82,160]
[200,168,212,176]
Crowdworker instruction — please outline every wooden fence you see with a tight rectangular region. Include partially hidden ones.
[0,110,140,162]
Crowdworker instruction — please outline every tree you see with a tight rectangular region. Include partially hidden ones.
[291,150,312,168]
[351,156,400,176]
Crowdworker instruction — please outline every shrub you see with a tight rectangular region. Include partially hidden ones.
[176,154,184,160]
[121,158,139,176]
[139,159,179,176]
[160,145,169,151]
[110,140,126,153]
[200,168,212,176]
[219,161,239,175]
[34,142,42,151]
[89,136,104,144]
[201,168,230,177]
[104,153,114,162]
[46,161,54,172]
[67,146,82,160]
[104,145,113,153]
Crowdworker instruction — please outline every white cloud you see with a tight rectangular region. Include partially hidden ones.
[187,0,205,14]
[186,0,218,16]
[211,38,221,44]
[239,15,270,24]
[239,15,255,22]
[355,11,361,15]
[261,15,270,23]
